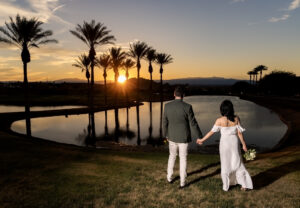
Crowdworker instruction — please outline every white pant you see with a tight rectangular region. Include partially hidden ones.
[167,141,188,186]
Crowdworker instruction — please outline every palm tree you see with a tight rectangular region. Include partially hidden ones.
[128,41,149,101]
[109,47,126,131]
[0,14,57,136]
[252,69,258,85]
[255,65,268,81]
[156,53,173,99]
[247,71,252,84]
[70,20,115,86]
[123,58,135,81]
[73,54,91,85]
[145,48,156,95]
[96,54,111,105]
[109,47,126,85]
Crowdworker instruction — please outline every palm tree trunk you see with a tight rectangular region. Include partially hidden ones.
[104,74,107,105]
[87,78,90,104]
[23,62,31,137]
[150,72,153,100]
[249,75,251,84]
[126,68,129,105]
[137,59,141,102]
[160,72,163,101]
[260,71,262,81]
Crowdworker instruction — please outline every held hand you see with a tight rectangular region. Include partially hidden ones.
[242,145,248,152]
[196,138,203,145]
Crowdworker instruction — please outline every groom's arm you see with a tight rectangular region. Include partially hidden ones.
[162,105,169,138]
[188,105,203,138]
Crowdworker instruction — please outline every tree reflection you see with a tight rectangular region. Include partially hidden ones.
[114,108,120,142]
[25,103,31,137]
[136,105,141,145]
[85,112,96,146]
[159,100,163,140]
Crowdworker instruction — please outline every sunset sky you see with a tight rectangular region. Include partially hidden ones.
[0,0,299,82]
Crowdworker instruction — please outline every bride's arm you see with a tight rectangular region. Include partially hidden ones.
[197,119,219,144]
[236,117,248,152]
[197,131,214,144]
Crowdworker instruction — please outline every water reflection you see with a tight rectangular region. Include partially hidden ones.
[11,96,288,151]
[25,103,31,137]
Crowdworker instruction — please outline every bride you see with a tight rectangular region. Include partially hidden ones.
[197,100,253,191]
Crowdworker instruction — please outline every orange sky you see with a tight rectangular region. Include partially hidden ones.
[0,0,299,82]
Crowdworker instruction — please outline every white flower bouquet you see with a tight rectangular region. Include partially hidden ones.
[243,149,256,161]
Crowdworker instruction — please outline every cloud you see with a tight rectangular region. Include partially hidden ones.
[268,0,300,23]
[0,0,72,26]
[288,0,300,11]
[269,14,290,22]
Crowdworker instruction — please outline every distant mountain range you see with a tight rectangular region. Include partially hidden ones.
[163,77,247,86]
[52,77,245,86]
[1,77,246,86]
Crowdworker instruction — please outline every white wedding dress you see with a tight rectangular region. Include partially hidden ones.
[211,124,253,191]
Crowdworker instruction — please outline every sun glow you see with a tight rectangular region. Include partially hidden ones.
[118,75,126,83]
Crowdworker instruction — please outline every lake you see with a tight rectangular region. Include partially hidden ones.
[0,105,84,113]
[11,96,287,151]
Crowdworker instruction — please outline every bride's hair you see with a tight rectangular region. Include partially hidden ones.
[220,100,235,122]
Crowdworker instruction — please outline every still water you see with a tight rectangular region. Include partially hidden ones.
[11,96,287,151]
[0,105,84,113]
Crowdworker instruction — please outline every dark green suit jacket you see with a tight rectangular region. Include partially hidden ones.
[163,99,202,143]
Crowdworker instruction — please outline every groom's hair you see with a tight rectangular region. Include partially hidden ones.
[174,86,185,98]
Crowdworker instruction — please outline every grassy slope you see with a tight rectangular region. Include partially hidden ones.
[0,131,299,208]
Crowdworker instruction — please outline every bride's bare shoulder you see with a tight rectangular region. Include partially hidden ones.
[215,117,223,125]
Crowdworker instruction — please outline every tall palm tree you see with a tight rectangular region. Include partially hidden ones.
[156,53,173,99]
[73,54,91,85]
[128,41,149,101]
[247,71,252,85]
[109,47,126,131]
[252,68,259,85]
[109,47,126,85]
[145,48,156,95]
[0,14,57,136]
[123,58,135,81]
[0,15,58,84]
[96,54,111,105]
[70,20,115,86]
[255,65,268,81]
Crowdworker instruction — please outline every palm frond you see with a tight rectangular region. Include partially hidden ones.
[96,54,111,69]
[123,58,135,70]
[145,48,156,62]
[70,20,115,50]
[156,53,173,65]
[109,47,126,72]
[128,41,149,59]
[0,14,57,49]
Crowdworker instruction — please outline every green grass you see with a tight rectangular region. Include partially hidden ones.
[0,132,299,208]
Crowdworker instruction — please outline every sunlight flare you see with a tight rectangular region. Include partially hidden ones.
[118,75,126,83]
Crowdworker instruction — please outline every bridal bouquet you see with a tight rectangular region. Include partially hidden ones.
[243,149,256,161]
[163,138,168,145]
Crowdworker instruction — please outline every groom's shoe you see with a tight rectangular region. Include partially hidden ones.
[167,178,174,184]
[167,176,173,184]
[179,183,186,189]
[179,185,185,189]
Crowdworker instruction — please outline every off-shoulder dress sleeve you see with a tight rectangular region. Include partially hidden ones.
[211,125,221,132]
[237,125,245,133]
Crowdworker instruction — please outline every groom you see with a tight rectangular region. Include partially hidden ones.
[163,86,202,188]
